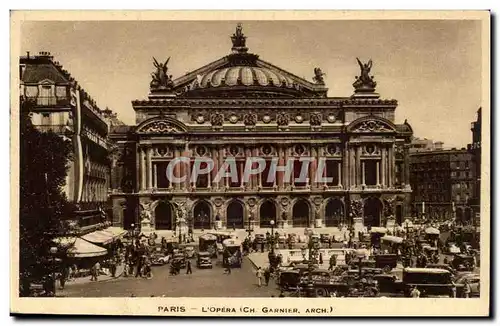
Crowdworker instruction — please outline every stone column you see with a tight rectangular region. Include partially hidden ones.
[283,145,289,189]
[356,146,362,186]
[404,145,410,187]
[174,147,181,190]
[277,145,284,189]
[337,161,342,187]
[153,163,157,188]
[376,161,380,185]
[146,146,153,190]
[212,146,219,189]
[139,146,146,191]
[388,145,394,188]
[343,144,349,188]
[245,147,252,189]
[310,146,317,189]
[184,145,191,190]
[361,161,366,186]
[381,147,387,187]
[349,146,356,188]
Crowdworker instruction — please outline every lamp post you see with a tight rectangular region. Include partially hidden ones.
[306,229,320,297]
[49,246,58,297]
[270,220,275,254]
[247,212,254,238]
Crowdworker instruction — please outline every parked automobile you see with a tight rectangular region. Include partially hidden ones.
[425,264,457,276]
[402,268,453,297]
[151,247,170,266]
[373,274,405,295]
[197,251,213,269]
[451,254,475,272]
[320,234,331,244]
[183,245,196,259]
[254,234,266,244]
[172,252,186,269]
[455,273,480,297]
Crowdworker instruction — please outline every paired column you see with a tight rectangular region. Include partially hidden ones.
[212,146,219,190]
[388,144,394,188]
[309,146,318,188]
[337,161,342,187]
[381,147,387,187]
[355,146,362,186]
[404,145,410,186]
[174,147,181,190]
[277,145,285,189]
[343,145,349,188]
[139,146,146,191]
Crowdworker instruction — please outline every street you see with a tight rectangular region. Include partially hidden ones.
[59,257,280,297]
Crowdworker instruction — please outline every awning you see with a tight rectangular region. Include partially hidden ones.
[425,227,440,235]
[67,238,108,258]
[81,230,115,245]
[53,236,77,248]
[370,227,387,234]
[381,235,405,244]
[103,227,127,238]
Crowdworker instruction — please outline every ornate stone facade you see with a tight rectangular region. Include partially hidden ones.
[109,24,413,232]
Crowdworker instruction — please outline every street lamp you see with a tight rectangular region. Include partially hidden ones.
[270,220,275,254]
[49,246,58,297]
[306,229,320,297]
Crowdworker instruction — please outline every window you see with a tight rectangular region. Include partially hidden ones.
[451,171,457,177]
[326,160,340,186]
[364,160,377,186]
[261,159,274,188]
[156,161,171,188]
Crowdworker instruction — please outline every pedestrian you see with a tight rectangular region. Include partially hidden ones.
[59,266,68,289]
[319,252,323,265]
[463,279,471,298]
[260,242,264,253]
[450,281,457,298]
[186,260,193,274]
[328,254,337,271]
[225,263,232,275]
[256,267,263,287]
[264,267,271,286]
[410,286,421,298]
[91,261,100,281]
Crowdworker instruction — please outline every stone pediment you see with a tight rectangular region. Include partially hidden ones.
[135,117,187,134]
[347,116,397,133]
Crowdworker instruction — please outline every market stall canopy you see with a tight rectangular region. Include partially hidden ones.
[381,235,405,244]
[53,236,77,248]
[425,227,440,235]
[370,227,388,234]
[81,230,115,245]
[102,226,127,238]
[67,238,108,258]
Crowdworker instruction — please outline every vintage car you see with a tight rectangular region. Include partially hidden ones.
[196,251,213,269]
[372,274,405,295]
[199,233,218,258]
[151,246,170,266]
[183,245,196,259]
[222,238,243,268]
[451,254,476,271]
[447,242,461,254]
[172,252,186,269]
[374,254,398,272]
[349,259,384,276]
[320,234,331,244]
[278,269,302,290]
[402,268,454,297]
[426,264,457,276]
[254,233,266,244]
[455,273,480,297]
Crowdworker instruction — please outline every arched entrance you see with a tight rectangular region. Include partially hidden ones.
[260,200,277,228]
[292,199,310,227]
[193,201,212,230]
[324,199,344,227]
[363,197,382,228]
[155,201,173,230]
[226,200,244,229]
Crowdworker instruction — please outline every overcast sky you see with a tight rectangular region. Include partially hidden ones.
[21,20,482,148]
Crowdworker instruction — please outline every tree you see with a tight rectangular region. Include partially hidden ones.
[19,98,74,296]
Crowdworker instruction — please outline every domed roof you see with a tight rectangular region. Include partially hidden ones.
[193,65,296,90]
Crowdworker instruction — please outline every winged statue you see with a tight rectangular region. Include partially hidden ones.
[353,57,377,91]
[150,56,174,89]
[313,67,326,85]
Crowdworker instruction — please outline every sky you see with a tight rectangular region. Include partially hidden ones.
[20,20,482,148]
